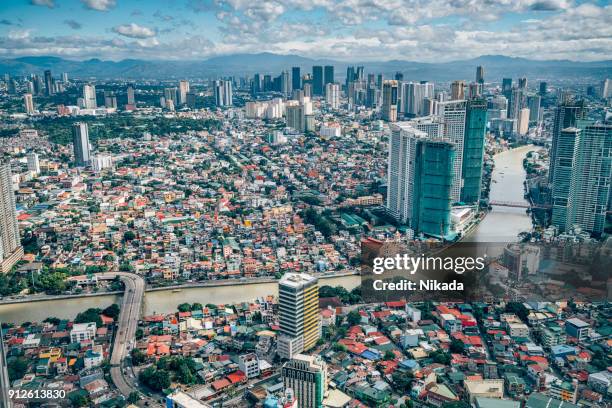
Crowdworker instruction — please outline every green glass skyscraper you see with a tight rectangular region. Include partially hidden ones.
[413,139,456,238]
[461,99,488,204]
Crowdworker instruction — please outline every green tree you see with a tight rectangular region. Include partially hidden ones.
[131,348,146,366]
[74,308,103,327]
[177,303,192,312]
[384,350,396,361]
[7,357,28,381]
[123,231,136,242]
[347,310,362,326]
[127,392,140,404]
[102,304,120,319]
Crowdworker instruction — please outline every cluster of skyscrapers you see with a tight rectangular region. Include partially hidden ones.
[385,69,488,239]
[549,100,611,236]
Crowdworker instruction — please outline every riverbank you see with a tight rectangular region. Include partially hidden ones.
[0,272,361,323]
[0,270,359,306]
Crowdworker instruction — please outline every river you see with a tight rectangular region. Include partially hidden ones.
[0,275,361,324]
[466,144,535,242]
[0,147,534,324]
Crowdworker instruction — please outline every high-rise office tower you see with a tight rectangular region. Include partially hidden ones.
[386,124,455,237]
[468,82,482,99]
[61,72,68,83]
[539,81,548,96]
[552,123,611,235]
[223,80,233,106]
[461,99,488,204]
[413,139,456,237]
[0,160,24,274]
[502,78,513,100]
[451,80,466,100]
[476,65,485,84]
[381,80,398,122]
[103,91,117,109]
[345,66,355,91]
[402,82,434,118]
[356,66,364,82]
[312,66,323,96]
[376,74,383,90]
[518,77,527,89]
[508,87,524,119]
[325,83,340,110]
[24,93,34,115]
[163,87,177,104]
[179,80,190,105]
[26,80,34,95]
[186,92,196,109]
[527,95,541,123]
[601,79,611,99]
[437,100,467,203]
[549,100,587,184]
[365,84,378,109]
[126,84,135,106]
[281,71,291,96]
[292,67,301,91]
[252,73,262,95]
[44,69,54,96]
[323,65,334,89]
[72,122,91,166]
[282,354,327,408]
[286,104,305,133]
[27,152,40,175]
[7,79,16,95]
[214,80,233,107]
[277,273,320,359]
[517,108,530,136]
[83,84,97,109]
[395,72,404,82]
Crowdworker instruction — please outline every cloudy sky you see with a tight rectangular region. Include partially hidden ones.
[0,0,610,62]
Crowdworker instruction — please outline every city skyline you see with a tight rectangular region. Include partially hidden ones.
[0,0,611,62]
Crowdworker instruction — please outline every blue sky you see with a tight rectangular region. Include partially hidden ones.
[0,0,610,61]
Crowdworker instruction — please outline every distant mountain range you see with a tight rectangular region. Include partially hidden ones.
[1,53,610,82]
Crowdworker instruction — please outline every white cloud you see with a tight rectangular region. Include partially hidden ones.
[81,0,116,11]
[30,0,55,8]
[112,23,157,39]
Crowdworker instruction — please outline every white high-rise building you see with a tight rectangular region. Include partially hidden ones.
[325,83,340,109]
[402,82,434,117]
[26,152,40,175]
[24,93,35,114]
[437,100,467,203]
[277,273,320,359]
[179,80,190,105]
[83,84,97,109]
[386,123,426,224]
[91,154,113,172]
[517,108,530,136]
[601,78,610,99]
[214,80,233,107]
[0,160,24,273]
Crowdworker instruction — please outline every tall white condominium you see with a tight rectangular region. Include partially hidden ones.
[72,122,91,166]
[214,80,233,107]
[282,354,327,408]
[601,78,610,99]
[386,123,426,224]
[127,84,136,106]
[27,152,40,175]
[179,80,190,105]
[325,83,340,109]
[24,93,34,114]
[437,100,467,203]
[277,273,320,359]
[553,123,611,235]
[83,84,97,109]
[402,82,434,118]
[0,160,24,273]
